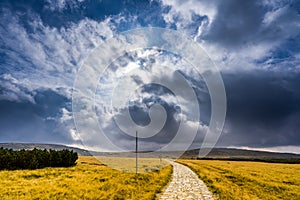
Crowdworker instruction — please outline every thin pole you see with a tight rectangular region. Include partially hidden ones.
[136,130,138,174]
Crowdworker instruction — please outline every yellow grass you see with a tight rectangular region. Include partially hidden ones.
[97,157,169,173]
[177,159,300,200]
[0,156,172,200]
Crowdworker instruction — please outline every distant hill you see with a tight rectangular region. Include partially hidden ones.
[181,148,300,159]
[0,143,91,156]
[1,143,300,162]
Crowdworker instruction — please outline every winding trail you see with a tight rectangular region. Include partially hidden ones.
[158,161,214,200]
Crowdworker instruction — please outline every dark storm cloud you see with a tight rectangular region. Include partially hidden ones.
[219,71,300,147]
[97,78,212,152]
[0,89,75,144]
[102,84,181,151]
[205,0,265,47]
[98,69,300,151]
[205,0,300,49]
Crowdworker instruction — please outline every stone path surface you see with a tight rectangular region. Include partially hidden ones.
[158,161,214,200]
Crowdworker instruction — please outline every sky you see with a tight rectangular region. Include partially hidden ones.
[0,0,300,153]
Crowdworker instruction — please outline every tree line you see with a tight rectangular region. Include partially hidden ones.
[0,148,78,170]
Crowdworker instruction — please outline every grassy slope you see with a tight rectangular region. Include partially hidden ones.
[0,156,172,200]
[177,159,300,200]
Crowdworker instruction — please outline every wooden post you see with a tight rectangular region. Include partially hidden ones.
[136,130,138,174]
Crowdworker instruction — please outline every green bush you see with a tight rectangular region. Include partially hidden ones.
[0,147,78,170]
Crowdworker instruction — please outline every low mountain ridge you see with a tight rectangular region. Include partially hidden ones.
[182,148,300,160]
[0,143,91,156]
[1,143,300,160]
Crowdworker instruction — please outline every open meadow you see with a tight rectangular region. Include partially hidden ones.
[0,156,172,200]
[178,159,300,200]
[96,156,169,173]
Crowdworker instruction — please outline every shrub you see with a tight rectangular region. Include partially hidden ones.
[0,147,78,170]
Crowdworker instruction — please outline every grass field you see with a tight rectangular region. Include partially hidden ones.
[177,159,300,200]
[0,156,172,200]
[97,157,169,173]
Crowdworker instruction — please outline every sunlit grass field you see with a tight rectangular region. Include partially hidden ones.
[97,157,169,173]
[0,156,172,200]
[177,159,300,200]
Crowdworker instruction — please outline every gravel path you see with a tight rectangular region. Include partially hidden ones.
[158,161,214,200]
